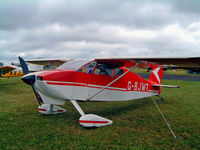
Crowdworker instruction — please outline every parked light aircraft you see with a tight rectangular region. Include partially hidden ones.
[19,56,200,128]
[0,61,48,78]
[0,65,20,77]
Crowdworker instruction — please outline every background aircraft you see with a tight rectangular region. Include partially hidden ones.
[0,64,19,77]
[25,58,71,69]
[0,61,46,78]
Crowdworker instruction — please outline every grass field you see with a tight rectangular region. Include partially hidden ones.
[0,77,200,150]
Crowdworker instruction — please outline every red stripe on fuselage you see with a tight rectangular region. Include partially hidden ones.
[79,120,109,124]
[45,81,158,93]
[46,81,86,87]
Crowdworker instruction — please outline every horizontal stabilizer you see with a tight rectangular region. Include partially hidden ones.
[152,84,180,88]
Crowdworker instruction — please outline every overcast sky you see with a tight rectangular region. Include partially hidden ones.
[0,0,200,63]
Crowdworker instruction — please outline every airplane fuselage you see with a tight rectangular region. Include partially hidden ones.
[33,67,159,105]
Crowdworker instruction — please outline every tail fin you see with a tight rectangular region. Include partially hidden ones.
[149,66,163,85]
[149,66,180,94]
[148,66,163,94]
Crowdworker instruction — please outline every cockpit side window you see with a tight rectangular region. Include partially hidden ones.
[115,68,124,76]
[94,63,113,76]
[78,61,97,74]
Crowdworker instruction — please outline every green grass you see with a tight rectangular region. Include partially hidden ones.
[0,78,200,150]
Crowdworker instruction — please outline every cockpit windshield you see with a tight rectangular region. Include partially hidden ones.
[57,59,92,70]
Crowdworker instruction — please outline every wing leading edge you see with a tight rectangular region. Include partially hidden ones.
[25,58,72,66]
[95,56,200,69]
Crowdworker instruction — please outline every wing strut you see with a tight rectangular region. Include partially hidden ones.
[87,62,141,101]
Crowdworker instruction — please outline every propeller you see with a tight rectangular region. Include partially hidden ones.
[18,56,29,75]
[18,57,41,106]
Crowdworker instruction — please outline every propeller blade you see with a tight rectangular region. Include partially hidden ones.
[31,83,41,106]
[18,56,29,74]
[20,68,42,106]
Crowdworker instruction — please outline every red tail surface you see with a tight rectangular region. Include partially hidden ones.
[149,66,163,85]
[149,66,163,94]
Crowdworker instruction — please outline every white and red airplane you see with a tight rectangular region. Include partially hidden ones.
[19,56,200,128]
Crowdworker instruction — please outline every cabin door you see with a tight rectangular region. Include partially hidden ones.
[88,63,114,101]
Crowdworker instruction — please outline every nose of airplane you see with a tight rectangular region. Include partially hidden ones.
[21,74,36,86]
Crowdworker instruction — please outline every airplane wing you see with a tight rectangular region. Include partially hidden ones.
[0,66,16,76]
[25,58,72,66]
[0,66,15,71]
[95,56,200,69]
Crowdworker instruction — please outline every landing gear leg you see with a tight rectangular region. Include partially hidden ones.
[70,100,112,128]
[50,104,54,112]
[71,100,85,116]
